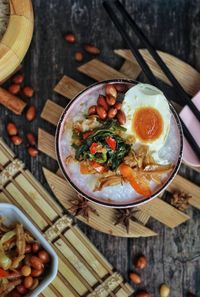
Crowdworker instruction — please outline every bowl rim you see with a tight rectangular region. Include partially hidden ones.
[0,203,58,296]
[55,78,183,208]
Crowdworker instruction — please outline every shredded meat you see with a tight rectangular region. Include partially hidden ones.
[94,175,124,191]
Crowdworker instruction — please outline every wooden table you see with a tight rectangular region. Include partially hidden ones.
[0,0,200,296]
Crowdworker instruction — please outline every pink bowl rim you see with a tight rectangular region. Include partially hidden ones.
[55,79,183,208]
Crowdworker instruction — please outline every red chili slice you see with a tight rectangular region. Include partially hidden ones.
[105,136,116,151]
[89,142,98,154]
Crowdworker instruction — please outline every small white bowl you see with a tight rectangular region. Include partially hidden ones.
[0,203,58,297]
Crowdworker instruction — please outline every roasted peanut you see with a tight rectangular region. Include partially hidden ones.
[12,74,24,84]
[28,147,38,157]
[16,285,27,294]
[8,84,20,95]
[106,95,116,106]
[23,86,34,97]
[32,242,40,253]
[84,44,100,54]
[25,244,32,253]
[6,122,18,136]
[21,265,31,276]
[116,110,126,125]
[114,102,122,110]
[129,272,141,284]
[31,268,44,277]
[26,105,36,121]
[26,132,36,146]
[108,107,117,119]
[88,105,97,115]
[97,95,109,111]
[38,250,50,263]
[24,276,34,289]
[134,290,150,297]
[29,256,43,270]
[160,283,170,297]
[64,32,76,43]
[114,83,128,93]
[134,255,147,270]
[105,84,117,98]
[96,105,107,120]
[11,135,23,145]
[75,51,84,62]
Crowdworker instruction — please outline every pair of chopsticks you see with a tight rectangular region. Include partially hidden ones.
[103,0,200,160]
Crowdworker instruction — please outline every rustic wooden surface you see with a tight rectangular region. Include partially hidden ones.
[0,0,200,296]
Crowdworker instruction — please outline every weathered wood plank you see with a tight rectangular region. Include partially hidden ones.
[38,128,56,159]
[54,75,85,99]
[78,59,130,81]
[139,197,190,228]
[41,99,64,125]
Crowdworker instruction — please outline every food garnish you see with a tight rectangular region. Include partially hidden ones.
[68,194,99,221]
[170,191,192,211]
[114,208,140,233]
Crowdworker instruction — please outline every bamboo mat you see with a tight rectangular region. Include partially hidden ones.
[39,49,200,238]
[0,138,134,297]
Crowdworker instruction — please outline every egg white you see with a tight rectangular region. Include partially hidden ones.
[122,83,171,151]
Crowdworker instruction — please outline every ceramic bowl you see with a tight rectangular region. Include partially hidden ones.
[56,79,183,208]
[0,203,58,297]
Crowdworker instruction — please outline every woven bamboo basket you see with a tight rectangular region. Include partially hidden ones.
[0,0,34,83]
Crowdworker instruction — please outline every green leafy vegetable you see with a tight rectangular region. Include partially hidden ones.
[74,123,130,170]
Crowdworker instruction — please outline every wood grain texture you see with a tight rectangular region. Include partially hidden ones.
[115,49,200,96]
[0,0,34,82]
[0,0,199,296]
[43,167,157,238]
[0,138,134,297]
[78,59,130,81]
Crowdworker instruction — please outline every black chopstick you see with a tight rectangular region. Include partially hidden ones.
[114,0,200,123]
[103,1,200,160]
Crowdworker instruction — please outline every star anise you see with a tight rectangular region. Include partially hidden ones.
[170,190,192,211]
[114,208,140,233]
[68,194,99,221]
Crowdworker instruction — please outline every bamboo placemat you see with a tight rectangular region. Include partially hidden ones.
[39,49,200,238]
[0,138,134,297]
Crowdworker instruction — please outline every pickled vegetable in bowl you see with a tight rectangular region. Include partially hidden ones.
[56,79,183,208]
[0,217,51,296]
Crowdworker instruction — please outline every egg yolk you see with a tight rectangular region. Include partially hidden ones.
[132,107,163,142]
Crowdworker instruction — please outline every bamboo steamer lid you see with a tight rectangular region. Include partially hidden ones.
[0,0,34,83]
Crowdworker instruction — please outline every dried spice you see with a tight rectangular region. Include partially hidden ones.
[170,190,192,211]
[68,194,99,221]
[114,208,140,233]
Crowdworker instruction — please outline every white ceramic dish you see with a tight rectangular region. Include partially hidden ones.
[56,79,183,208]
[0,203,58,297]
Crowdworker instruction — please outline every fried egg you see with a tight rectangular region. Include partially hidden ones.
[122,83,171,151]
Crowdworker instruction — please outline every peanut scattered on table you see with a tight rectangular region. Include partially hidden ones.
[159,283,170,297]
[134,255,147,270]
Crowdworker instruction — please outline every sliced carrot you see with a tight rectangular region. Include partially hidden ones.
[119,163,151,197]
[80,162,92,174]
[91,160,105,173]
